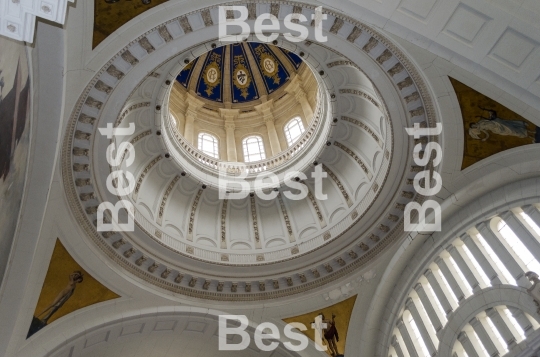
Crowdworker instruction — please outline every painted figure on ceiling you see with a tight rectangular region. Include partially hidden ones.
[469,107,537,142]
[28,271,84,338]
[320,313,340,357]
[37,271,84,324]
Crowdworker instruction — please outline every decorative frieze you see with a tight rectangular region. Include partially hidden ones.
[273,280,279,289]
[217,282,224,292]
[291,246,299,255]
[189,277,197,287]
[85,97,103,110]
[378,224,390,233]
[250,196,261,245]
[270,4,280,17]
[363,37,378,53]
[409,107,425,118]
[323,232,331,241]
[277,194,294,242]
[115,102,151,127]
[106,65,124,80]
[134,156,162,197]
[187,189,203,240]
[158,25,173,42]
[138,37,155,53]
[161,269,171,279]
[347,26,362,42]
[73,148,89,157]
[259,282,266,291]
[334,142,371,179]
[148,262,159,273]
[359,242,369,251]
[376,49,393,64]
[388,63,405,77]
[231,283,238,292]
[95,80,112,94]
[75,178,91,187]
[388,214,399,222]
[201,9,213,27]
[178,16,193,34]
[203,280,211,290]
[341,116,382,147]
[186,246,194,254]
[74,130,92,141]
[85,206,98,214]
[404,92,420,104]
[123,248,136,258]
[339,88,380,109]
[79,193,95,201]
[112,239,126,249]
[349,250,358,259]
[307,189,325,227]
[369,234,380,242]
[101,231,115,239]
[135,255,147,266]
[286,277,293,286]
[79,113,96,125]
[401,191,414,199]
[323,164,352,206]
[351,210,359,220]
[245,283,251,292]
[312,269,320,278]
[121,50,139,66]
[395,203,406,211]
[174,273,184,284]
[329,18,344,34]
[221,254,229,262]
[158,176,180,224]
[299,273,307,283]
[397,77,414,90]
[220,199,228,248]
[336,257,346,266]
[324,264,333,273]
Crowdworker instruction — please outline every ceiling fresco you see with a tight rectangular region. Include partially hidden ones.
[93,0,169,49]
[176,43,303,104]
[27,239,120,339]
[450,77,540,170]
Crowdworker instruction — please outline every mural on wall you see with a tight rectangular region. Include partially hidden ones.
[0,37,31,284]
[449,77,540,170]
[93,0,169,48]
[283,295,357,357]
[27,239,120,338]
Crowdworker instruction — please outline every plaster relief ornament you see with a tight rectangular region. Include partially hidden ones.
[255,45,281,86]
[232,56,252,99]
[202,52,222,96]
[526,272,540,314]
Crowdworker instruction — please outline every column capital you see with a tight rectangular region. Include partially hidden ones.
[457,331,468,342]
[424,268,434,278]
[414,282,424,292]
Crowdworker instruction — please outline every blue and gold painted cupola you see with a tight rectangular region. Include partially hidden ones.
[176,43,304,104]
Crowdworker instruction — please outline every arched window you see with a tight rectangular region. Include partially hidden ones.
[242,136,266,162]
[198,132,219,159]
[284,117,305,147]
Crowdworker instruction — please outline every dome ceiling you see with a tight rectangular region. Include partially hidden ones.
[176,43,303,104]
[61,2,441,301]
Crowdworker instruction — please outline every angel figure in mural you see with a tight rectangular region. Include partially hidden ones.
[37,271,84,324]
[468,107,537,142]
